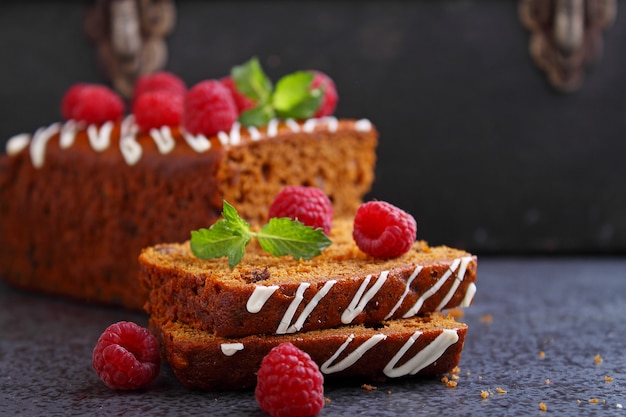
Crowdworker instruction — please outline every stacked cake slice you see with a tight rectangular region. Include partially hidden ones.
[139,218,477,390]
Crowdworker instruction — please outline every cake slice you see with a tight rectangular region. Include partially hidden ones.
[0,117,376,309]
[151,312,467,391]
[139,219,477,338]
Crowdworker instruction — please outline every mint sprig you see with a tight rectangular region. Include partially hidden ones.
[231,57,325,127]
[190,201,332,268]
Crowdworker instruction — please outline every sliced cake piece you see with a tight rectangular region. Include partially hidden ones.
[139,219,477,338]
[151,312,467,391]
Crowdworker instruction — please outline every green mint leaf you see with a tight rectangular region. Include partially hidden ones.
[190,201,252,268]
[272,71,323,119]
[238,102,275,127]
[190,222,250,268]
[256,217,332,260]
[231,57,273,103]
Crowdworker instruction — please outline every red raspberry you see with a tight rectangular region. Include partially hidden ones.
[132,71,186,102]
[132,91,183,132]
[92,321,160,390]
[353,201,417,258]
[268,186,333,234]
[61,84,125,124]
[310,71,338,118]
[220,76,257,114]
[182,80,238,137]
[255,342,325,417]
[60,83,88,120]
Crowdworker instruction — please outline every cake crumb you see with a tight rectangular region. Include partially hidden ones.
[446,308,464,319]
[451,374,460,381]
[446,380,458,388]
[545,378,551,385]
[387,390,392,395]
[605,375,613,382]
[451,366,461,374]
[594,354,603,364]
[325,398,331,404]
[539,351,545,359]
[616,403,623,409]
[589,398,599,403]
[577,400,582,405]
[480,390,490,399]
[441,376,449,384]
[496,387,507,394]
[539,402,547,412]
[479,314,493,324]
[361,384,376,391]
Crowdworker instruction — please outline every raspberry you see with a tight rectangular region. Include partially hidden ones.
[61,84,125,125]
[268,186,334,234]
[60,83,89,120]
[182,80,238,137]
[353,201,417,258]
[132,91,183,132]
[255,342,325,417]
[310,71,338,118]
[220,76,257,114]
[132,71,186,102]
[92,321,160,390]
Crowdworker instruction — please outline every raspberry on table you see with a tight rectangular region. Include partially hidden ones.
[182,80,238,137]
[132,71,186,102]
[132,91,184,132]
[353,200,417,258]
[61,84,125,125]
[268,186,334,234]
[92,321,160,390]
[255,342,325,417]
[310,71,338,118]
[220,76,257,114]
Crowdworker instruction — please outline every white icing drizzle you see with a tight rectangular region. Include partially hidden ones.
[119,116,142,165]
[341,271,389,324]
[217,131,230,146]
[460,282,477,307]
[267,119,279,137]
[246,285,279,313]
[183,131,211,153]
[320,333,387,374]
[8,117,367,168]
[87,121,114,152]
[383,329,459,378]
[229,122,241,145]
[402,258,462,318]
[355,118,372,132]
[6,133,30,156]
[302,118,317,133]
[323,116,339,132]
[285,280,337,334]
[285,118,301,132]
[276,282,311,334]
[384,265,423,320]
[150,126,176,154]
[59,120,82,149]
[220,343,244,356]
[435,256,473,311]
[30,123,61,168]
[247,126,261,141]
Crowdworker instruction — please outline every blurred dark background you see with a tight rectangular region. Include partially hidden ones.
[1,1,625,255]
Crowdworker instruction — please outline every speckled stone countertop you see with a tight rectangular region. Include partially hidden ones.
[1,257,625,417]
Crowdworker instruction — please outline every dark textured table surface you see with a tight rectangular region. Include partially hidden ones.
[1,257,625,416]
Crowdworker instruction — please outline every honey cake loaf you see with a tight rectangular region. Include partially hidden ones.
[139,219,477,338]
[151,312,467,391]
[0,117,377,309]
